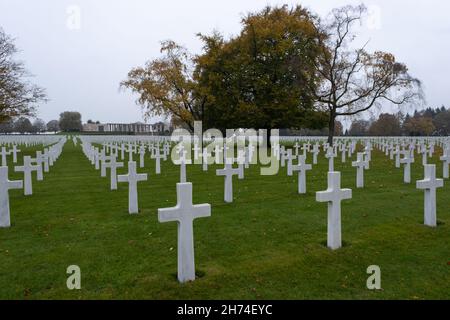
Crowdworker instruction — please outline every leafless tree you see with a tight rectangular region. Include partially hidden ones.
[0,28,47,122]
[312,5,422,144]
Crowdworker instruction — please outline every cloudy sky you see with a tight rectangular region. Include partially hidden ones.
[1,0,449,125]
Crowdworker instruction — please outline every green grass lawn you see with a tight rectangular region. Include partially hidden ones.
[0,140,449,299]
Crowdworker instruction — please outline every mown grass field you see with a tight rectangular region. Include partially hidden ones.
[0,139,449,299]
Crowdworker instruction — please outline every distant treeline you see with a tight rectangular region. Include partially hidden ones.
[281,107,450,137]
[345,107,450,137]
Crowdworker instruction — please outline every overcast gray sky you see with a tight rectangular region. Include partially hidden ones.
[1,0,449,124]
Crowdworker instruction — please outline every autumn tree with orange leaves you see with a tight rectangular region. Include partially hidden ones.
[121,40,205,131]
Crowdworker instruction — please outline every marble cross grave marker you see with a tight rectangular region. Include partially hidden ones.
[286,149,294,176]
[158,182,211,283]
[312,144,320,164]
[440,149,450,179]
[154,148,162,174]
[14,156,39,195]
[117,161,147,214]
[216,161,240,203]
[178,149,189,183]
[0,147,11,167]
[325,147,336,172]
[139,145,146,168]
[33,152,44,181]
[416,164,443,227]
[292,155,312,194]
[12,145,20,163]
[0,166,23,228]
[352,152,369,188]
[103,156,124,190]
[400,152,414,183]
[316,172,352,250]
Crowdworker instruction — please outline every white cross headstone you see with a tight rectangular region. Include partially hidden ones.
[193,144,201,162]
[14,156,39,196]
[0,166,23,228]
[216,161,240,203]
[120,144,125,160]
[400,152,414,183]
[94,149,100,170]
[12,145,20,163]
[286,149,294,176]
[202,148,209,172]
[42,149,50,172]
[292,155,312,194]
[352,152,369,188]
[117,161,147,214]
[429,143,434,157]
[158,182,211,283]
[440,149,450,179]
[293,142,300,156]
[420,145,428,166]
[416,164,443,227]
[139,145,146,168]
[303,142,311,157]
[325,147,335,172]
[99,153,110,177]
[279,147,286,168]
[33,152,44,181]
[312,144,320,165]
[127,144,134,161]
[316,172,352,250]
[365,143,372,162]
[393,146,401,168]
[236,149,245,179]
[103,156,124,190]
[154,148,162,174]
[179,149,188,183]
[341,145,347,163]
[0,147,11,167]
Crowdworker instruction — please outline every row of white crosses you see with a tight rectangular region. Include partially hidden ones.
[282,140,362,193]
[168,141,248,203]
[283,136,449,250]
[0,137,66,228]
[13,139,65,196]
[79,135,450,282]
[157,139,247,281]
[115,143,170,213]
[372,138,446,228]
[79,136,211,283]
[189,136,448,255]
[81,141,143,214]
[282,139,354,250]
[0,145,21,166]
[83,137,255,282]
[80,137,173,214]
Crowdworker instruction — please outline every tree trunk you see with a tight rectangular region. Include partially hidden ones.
[327,112,335,146]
